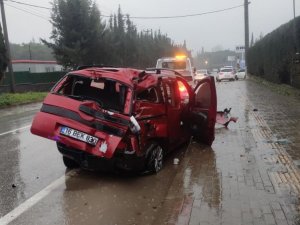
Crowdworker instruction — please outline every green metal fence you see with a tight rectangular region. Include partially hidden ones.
[0,71,66,85]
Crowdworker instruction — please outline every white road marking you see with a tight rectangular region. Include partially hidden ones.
[0,171,75,225]
[0,125,31,137]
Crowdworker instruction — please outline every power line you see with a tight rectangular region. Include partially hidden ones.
[9,1,50,18]
[5,0,51,10]
[131,4,245,19]
[101,4,245,19]
[5,3,50,21]
[6,0,245,20]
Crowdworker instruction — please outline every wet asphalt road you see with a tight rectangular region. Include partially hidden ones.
[1,78,300,225]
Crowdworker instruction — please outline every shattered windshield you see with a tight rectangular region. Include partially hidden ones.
[54,75,131,114]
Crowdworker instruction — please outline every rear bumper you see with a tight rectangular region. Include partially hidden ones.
[57,142,145,172]
[217,76,235,81]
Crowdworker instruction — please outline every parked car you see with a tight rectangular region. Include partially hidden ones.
[235,69,246,80]
[216,67,236,82]
[194,69,210,83]
[31,67,217,173]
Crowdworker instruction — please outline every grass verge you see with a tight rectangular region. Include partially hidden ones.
[248,75,300,98]
[0,92,47,108]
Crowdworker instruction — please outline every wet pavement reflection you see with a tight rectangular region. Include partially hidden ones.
[245,81,300,163]
[0,103,41,134]
[0,103,65,218]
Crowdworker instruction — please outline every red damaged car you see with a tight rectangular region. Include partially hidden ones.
[31,67,217,173]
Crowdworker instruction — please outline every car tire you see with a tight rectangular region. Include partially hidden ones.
[62,156,79,169]
[146,142,164,174]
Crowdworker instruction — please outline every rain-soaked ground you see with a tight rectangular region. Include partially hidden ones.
[0,78,300,225]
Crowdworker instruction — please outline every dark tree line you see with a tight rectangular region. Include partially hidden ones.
[43,0,189,70]
[248,16,300,87]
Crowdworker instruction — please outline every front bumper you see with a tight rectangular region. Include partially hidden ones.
[57,142,146,172]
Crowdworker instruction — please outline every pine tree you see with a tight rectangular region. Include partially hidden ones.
[43,0,106,69]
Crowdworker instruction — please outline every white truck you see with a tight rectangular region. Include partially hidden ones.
[156,55,194,83]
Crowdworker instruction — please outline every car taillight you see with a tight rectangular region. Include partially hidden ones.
[177,81,187,93]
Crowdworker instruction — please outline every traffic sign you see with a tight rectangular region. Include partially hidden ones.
[236,46,245,53]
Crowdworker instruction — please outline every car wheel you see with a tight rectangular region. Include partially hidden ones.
[146,143,164,173]
[62,156,79,169]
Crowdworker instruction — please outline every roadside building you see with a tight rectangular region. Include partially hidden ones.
[12,60,63,73]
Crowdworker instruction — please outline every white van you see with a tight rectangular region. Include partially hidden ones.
[156,56,194,82]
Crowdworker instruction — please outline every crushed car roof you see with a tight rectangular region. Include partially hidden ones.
[69,67,180,90]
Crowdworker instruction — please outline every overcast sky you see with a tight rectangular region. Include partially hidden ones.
[3,0,299,54]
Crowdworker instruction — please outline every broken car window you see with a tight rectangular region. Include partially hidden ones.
[195,82,211,108]
[137,87,159,103]
[54,75,131,113]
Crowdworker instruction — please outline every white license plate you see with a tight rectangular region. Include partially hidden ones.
[60,126,98,145]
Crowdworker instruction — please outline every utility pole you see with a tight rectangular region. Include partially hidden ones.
[293,0,298,52]
[293,0,296,19]
[0,0,15,93]
[29,44,32,60]
[244,0,249,71]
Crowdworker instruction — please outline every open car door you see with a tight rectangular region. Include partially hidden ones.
[189,76,217,146]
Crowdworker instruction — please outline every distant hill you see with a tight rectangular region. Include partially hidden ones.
[10,42,55,61]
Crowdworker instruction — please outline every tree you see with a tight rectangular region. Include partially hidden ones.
[44,2,190,69]
[43,0,106,69]
[0,23,8,81]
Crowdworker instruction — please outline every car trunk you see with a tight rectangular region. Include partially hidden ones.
[31,94,132,159]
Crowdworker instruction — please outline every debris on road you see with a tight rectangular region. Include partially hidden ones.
[216,107,238,127]
[173,158,179,165]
